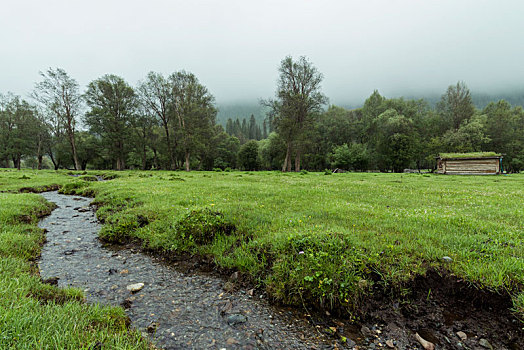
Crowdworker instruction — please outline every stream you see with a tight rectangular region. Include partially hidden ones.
[37,192,339,349]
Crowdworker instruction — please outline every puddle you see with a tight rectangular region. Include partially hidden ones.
[37,192,338,349]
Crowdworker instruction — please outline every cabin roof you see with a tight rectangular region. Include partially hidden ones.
[436,152,502,161]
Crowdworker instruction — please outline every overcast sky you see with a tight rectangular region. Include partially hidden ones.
[1,0,523,105]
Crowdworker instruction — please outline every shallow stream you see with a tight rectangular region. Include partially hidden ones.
[37,191,338,349]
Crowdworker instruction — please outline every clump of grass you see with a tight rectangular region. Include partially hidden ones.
[79,175,98,182]
[99,213,149,243]
[59,181,87,195]
[173,208,236,245]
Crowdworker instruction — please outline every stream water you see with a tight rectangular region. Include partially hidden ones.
[37,192,339,349]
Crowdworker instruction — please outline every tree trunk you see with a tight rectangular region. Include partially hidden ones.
[15,155,21,170]
[185,151,190,171]
[282,141,292,172]
[152,148,158,169]
[163,123,175,170]
[142,144,147,170]
[294,149,301,172]
[68,132,81,170]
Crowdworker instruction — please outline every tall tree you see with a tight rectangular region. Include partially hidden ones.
[137,72,176,169]
[0,94,40,169]
[437,81,475,130]
[84,75,137,170]
[169,71,217,171]
[33,68,82,170]
[264,56,327,171]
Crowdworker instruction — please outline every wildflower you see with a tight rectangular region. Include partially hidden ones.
[299,251,304,254]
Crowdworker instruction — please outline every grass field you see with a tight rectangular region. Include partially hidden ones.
[1,168,523,341]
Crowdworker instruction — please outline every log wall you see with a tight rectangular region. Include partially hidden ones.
[439,158,500,175]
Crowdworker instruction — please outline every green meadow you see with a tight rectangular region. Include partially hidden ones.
[0,169,523,347]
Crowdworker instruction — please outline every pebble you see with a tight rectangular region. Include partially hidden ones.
[126,282,145,292]
[479,338,493,349]
[442,256,453,262]
[456,331,467,341]
[386,339,395,348]
[415,332,435,350]
[226,314,248,325]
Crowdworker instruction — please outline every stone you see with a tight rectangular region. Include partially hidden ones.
[479,338,493,349]
[42,277,59,285]
[147,322,159,334]
[361,325,373,337]
[415,332,435,350]
[386,339,395,348]
[456,331,467,341]
[442,256,453,262]
[126,283,144,292]
[226,314,247,325]
[226,337,238,345]
[121,298,133,309]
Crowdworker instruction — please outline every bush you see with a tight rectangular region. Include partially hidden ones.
[174,208,235,245]
[213,168,223,172]
[99,213,149,243]
[300,170,309,175]
[59,181,87,195]
[79,175,98,182]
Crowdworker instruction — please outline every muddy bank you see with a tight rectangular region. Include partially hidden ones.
[37,191,523,350]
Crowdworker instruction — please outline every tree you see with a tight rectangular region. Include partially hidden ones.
[238,140,259,170]
[437,81,475,130]
[169,71,217,171]
[84,75,137,170]
[264,56,328,172]
[330,143,369,171]
[438,114,490,153]
[374,109,419,172]
[0,94,40,169]
[33,68,82,170]
[137,72,177,169]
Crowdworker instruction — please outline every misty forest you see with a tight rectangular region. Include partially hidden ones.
[2,56,524,174]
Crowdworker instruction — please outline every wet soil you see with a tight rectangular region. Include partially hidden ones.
[38,191,523,350]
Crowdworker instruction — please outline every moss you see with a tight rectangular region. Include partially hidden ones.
[439,152,500,159]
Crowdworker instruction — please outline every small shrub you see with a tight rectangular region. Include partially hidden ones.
[213,168,223,172]
[224,167,232,172]
[79,175,98,182]
[324,169,332,175]
[174,208,235,245]
[300,170,309,175]
[99,213,149,243]
[19,175,31,180]
[59,181,86,195]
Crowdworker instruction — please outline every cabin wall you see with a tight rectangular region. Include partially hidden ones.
[440,159,500,175]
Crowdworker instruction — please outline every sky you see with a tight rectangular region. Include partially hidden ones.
[1,0,524,105]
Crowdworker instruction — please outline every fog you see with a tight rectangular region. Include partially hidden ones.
[1,0,523,105]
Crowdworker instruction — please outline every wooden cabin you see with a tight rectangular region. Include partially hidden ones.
[436,153,503,175]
